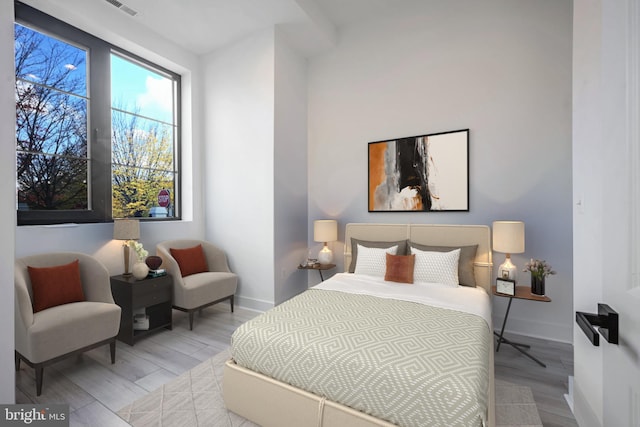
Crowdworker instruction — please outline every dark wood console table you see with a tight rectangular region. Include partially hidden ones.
[110,274,173,346]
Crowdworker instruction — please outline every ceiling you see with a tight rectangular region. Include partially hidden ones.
[122,0,316,54]
[22,0,412,56]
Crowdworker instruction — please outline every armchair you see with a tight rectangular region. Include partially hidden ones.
[156,239,238,330]
[15,252,122,396]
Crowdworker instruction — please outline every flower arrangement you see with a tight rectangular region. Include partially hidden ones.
[128,241,148,262]
[523,259,556,279]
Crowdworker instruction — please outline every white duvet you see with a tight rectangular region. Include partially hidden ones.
[314,272,492,329]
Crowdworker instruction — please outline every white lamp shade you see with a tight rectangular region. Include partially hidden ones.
[492,221,525,254]
[314,220,338,243]
[113,219,140,240]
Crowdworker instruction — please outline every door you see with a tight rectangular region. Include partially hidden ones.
[601,1,640,426]
[574,0,640,426]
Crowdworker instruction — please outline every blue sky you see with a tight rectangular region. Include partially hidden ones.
[111,54,173,124]
[16,23,173,126]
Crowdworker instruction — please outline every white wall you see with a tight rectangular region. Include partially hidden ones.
[0,0,16,404]
[203,28,310,308]
[307,0,574,341]
[203,30,277,310]
[274,30,310,304]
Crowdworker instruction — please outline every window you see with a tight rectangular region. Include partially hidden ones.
[14,2,180,225]
[111,54,179,219]
[14,22,92,218]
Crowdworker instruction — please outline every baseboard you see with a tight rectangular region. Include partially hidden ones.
[492,314,573,344]
[564,375,574,413]
[235,295,272,312]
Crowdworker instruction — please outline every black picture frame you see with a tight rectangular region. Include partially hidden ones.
[368,129,469,212]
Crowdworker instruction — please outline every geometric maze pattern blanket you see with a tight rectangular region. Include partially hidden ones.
[231,288,490,427]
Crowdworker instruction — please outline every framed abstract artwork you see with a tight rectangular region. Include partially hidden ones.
[368,129,469,212]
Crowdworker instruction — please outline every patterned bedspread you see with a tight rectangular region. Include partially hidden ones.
[231,287,490,427]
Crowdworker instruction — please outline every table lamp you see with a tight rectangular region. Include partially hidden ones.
[314,220,338,265]
[113,219,140,276]
[492,220,525,282]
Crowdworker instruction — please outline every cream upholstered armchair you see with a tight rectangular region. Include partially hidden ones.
[15,252,122,396]
[156,239,238,330]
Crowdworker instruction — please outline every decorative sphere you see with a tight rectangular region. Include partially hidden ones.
[145,255,162,270]
[132,262,150,280]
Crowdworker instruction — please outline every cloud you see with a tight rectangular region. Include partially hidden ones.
[137,76,172,118]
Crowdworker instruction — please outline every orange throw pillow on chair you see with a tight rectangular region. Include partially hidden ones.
[170,245,209,277]
[28,259,86,312]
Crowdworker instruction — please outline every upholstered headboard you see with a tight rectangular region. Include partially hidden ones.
[344,223,493,293]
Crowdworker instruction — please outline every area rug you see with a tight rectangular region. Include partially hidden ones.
[118,349,542,427]
[495,379,543,427]
[117,348,256,427]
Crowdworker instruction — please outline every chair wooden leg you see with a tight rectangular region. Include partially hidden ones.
[35,366,44,396]
[189,312,194,331]
[110,341,116,364]
[230,295,234,313]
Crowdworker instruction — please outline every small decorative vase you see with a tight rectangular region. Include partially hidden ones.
[531,275,546,296]
[145,255,162,271]
[132,262,150,280]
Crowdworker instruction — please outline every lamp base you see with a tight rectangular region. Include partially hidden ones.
[498,255,517,282]
[318,245,333,265]
[123,244,132,276]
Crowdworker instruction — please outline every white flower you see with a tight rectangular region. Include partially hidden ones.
[128,240,148,261]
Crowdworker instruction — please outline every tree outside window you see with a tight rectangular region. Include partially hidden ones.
[14,5,180,225]
[15,23,89,212]
[111,54,177,219]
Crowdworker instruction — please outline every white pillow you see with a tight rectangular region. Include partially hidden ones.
[412,247,460,286]
[354,244,398,277]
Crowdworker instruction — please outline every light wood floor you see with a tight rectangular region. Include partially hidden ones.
[16,304,578,426]
[15,304,260,426]
[494,332,577,427]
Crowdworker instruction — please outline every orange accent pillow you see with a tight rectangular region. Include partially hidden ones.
[170,245,209,277]
[384,253,415,284]
[28,259,85,312]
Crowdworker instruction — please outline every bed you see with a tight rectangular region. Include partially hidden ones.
[223,223,495,427]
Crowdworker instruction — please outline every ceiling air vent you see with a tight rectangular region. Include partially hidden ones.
[104,0,138,17]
